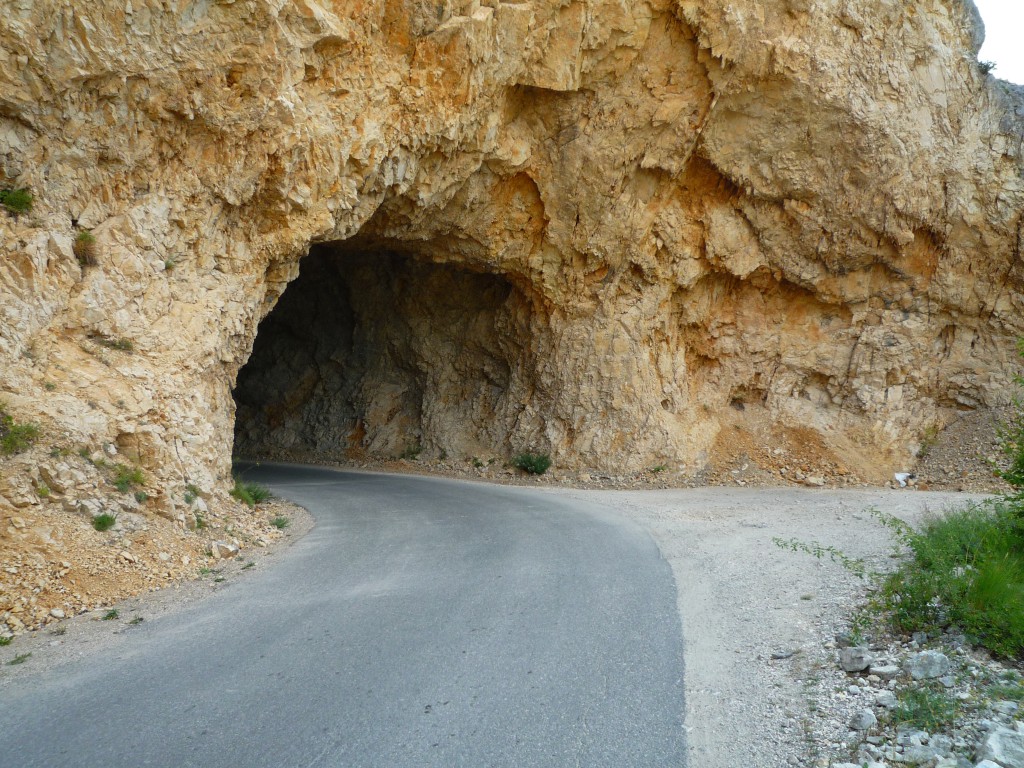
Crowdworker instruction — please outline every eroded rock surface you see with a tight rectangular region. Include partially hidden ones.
[1,0,1023,492]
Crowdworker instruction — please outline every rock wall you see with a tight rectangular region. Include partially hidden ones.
[1,0,1023,500]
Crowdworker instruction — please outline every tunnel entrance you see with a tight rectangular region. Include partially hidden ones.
[232,242,537,463]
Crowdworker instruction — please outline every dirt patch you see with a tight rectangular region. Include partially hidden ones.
[912,406,1014,493]
[1,445,309,640]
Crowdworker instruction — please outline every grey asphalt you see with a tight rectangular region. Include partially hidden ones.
[1,463,686,767]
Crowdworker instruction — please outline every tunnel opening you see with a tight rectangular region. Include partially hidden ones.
[232,242,540,464]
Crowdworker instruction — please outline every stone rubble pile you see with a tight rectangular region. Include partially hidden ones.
[809,629,1024,768]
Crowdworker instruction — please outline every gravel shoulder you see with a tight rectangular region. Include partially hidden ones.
[560,486,989,768]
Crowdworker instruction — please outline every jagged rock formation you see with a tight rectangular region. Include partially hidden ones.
[1,0,1023,507]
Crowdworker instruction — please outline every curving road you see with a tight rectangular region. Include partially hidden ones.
[1,463,687,767]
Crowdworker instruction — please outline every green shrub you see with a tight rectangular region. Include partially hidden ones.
[112,464,144,493]
[0,188,33,214]
[0,636,12,646]
[0,403,40,455]
[270,516,289,530]
[133,490,148,503]
[102,609,118,621]
[92,513,117,532]
[513,452,552,475]
[230,478,272,507]
[880,499,1024,658]
[184,482,201,505]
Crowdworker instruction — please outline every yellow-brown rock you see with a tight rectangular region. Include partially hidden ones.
[0,0,1022,488]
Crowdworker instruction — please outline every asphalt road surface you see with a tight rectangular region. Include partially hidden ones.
[2,464,687,767]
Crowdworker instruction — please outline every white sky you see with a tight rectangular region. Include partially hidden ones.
[973,0,1024,84]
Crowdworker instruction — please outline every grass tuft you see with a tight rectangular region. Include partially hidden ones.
[92,513,117,532]
[112,464,144,493]
[8,652,31,666]
[0,402,40,456]
[102,609,118,621]
[230,478,272,508]
[0,188,33,214]
[891,685,959,730]
[95,336,133,352]
[270,516,289,530]
[513,452,552,475]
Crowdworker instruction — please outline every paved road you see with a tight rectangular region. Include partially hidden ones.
[1,464,686,767]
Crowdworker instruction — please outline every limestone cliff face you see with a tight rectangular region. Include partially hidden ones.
[1,0,1022,505]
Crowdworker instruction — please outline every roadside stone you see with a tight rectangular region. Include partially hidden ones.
[210,541,239,559]
[976,726,1024,768]
[870,663,901,680]
[49,608,65,619]
[905,650,951,680]
[841,646,874,672]
[851,709,877,731]
[876,690,898,708]
[902,744,945,764]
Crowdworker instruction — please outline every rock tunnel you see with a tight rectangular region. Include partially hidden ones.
[232,240,545,464]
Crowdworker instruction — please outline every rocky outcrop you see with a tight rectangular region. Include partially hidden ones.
[1,0,1023,494]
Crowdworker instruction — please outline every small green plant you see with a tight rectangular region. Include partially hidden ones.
[242,562,255,570]
[43,381,56,392]
[194,512,206,530]
[127,616,144,626]
[0,188,33,214]
[102,609,118,621]
[73,230,97,266]
[0,402,40,456]
[772,537,869,579]
[112,464,144,493]
[95,336,133,353]
[979,60,997,75]
[891,685,959,730]
[8,652,31,665]
[513,452,552,475]
[214,576,226,583]
[270,516,290,530]
[230,478,272,507]
[650,464,667,473]
[472,457,484,468]
[0,636,11,646]
[198,567,214,576]
[400,443,422,460]
[92,513,117,532]
[36,483,50,499]
[184,482,201,505]
[133,490,148,503]
[917,423,941,459]
[164,258,177,271]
